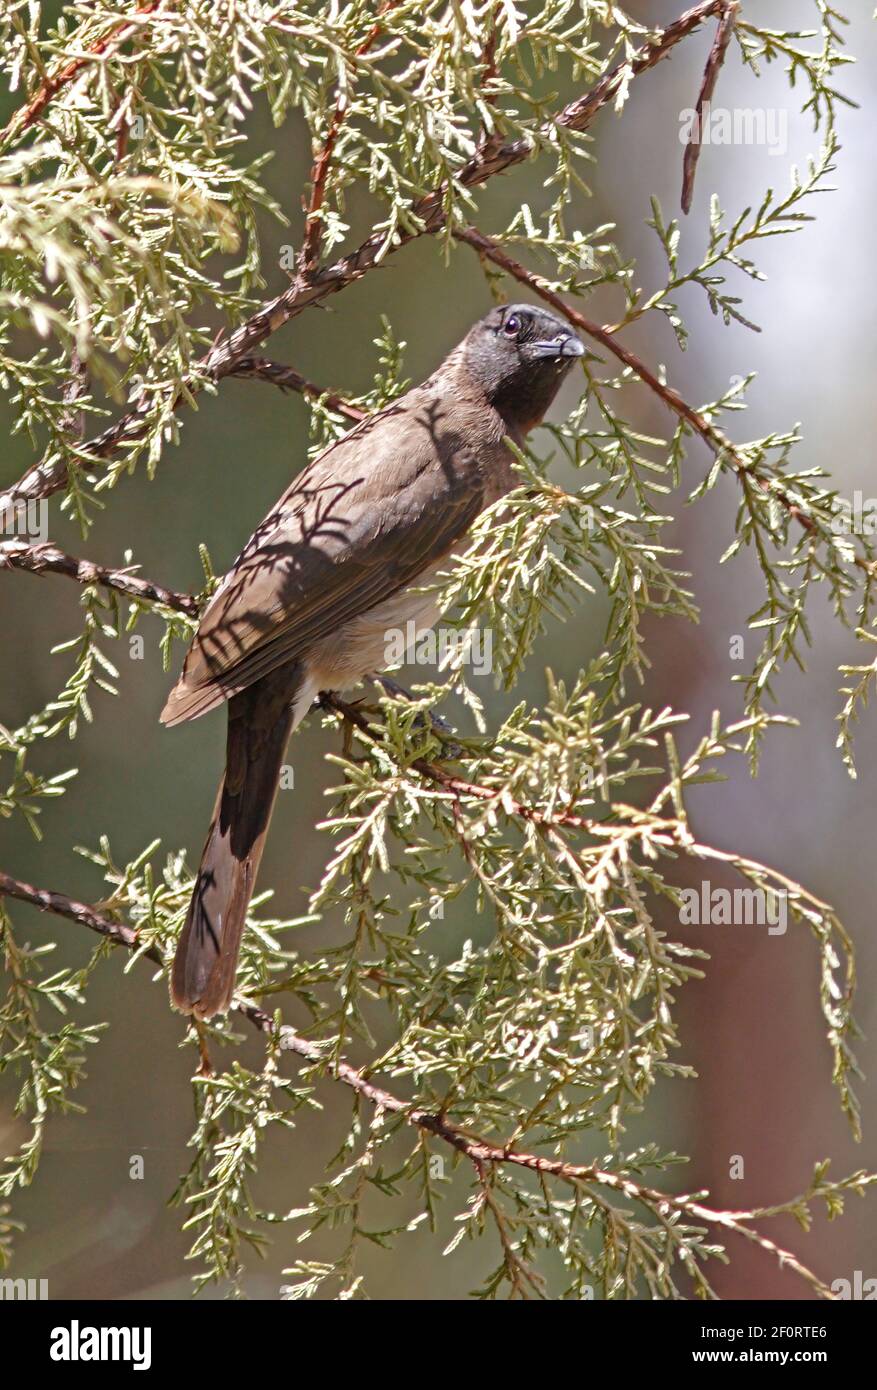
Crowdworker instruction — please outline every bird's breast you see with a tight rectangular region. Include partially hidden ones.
[304,562,447,693]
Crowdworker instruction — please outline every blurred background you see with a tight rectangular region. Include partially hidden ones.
[1,0,875,1299]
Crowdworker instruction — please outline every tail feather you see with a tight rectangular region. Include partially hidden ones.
[171,664,302,1019]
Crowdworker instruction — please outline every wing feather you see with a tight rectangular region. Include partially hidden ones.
[162,387,494,725]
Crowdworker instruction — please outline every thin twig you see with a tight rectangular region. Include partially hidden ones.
[453,223,877,575]
[229,356,366,421]
[61,349,89,439]
[318,692,831,916]
[0,863,844,1299]
[0,869,162,965]
[474,3,506,154]
[298,0,400,274]
[682,1,740,213]
[320,692,632,836]
[0,539,199,615]
[0,1,730,515]
[0,1,167,149]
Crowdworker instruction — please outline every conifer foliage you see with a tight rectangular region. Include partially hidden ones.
[0,2,874,1298]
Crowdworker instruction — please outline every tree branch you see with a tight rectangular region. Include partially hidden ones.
[319,692,633,838]
[229,356,365,422]
[0,860,847,1300]
[0,539,198,615]
[317,693,840,926]
[682,1,740,213]
[0,0,732,515]
[454,223,876,575]
[297,0,401,275]
[0,1,166,149]
[0,869,162,965]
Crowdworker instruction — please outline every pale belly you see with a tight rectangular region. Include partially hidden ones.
[290,563,445,726]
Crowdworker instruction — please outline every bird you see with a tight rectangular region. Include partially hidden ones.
[162,302,584,1019]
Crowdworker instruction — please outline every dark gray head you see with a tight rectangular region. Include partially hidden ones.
[463,302,584,434]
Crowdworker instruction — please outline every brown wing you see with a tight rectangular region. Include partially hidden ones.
[161,386,493,725]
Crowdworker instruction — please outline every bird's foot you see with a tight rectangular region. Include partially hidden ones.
[366,674,461,756]
[317,690,373,761]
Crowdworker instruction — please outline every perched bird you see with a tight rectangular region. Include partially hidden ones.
[163,302,584,1018]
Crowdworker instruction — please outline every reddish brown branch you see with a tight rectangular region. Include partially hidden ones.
[0,539,199,614]
[456,225,732,444]
[319,693,679,852]
[0,862,838,1297]
[480,10,503,96]
[0,1,729,516]
[0,1,165,148]
[298,0,401,274]
[453,224,855,561]
[230,356,365,421]
[320,692,594,830]
[682,1,740,213]
[0,870,163,965]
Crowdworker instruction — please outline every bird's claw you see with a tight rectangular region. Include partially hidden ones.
[366,674,462,757]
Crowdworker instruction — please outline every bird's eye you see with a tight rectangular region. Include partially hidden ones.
[503,314,521,337]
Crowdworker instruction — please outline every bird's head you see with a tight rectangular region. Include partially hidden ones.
[462,302,584,434]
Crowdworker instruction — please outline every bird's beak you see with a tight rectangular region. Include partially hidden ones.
[531,332,586,361]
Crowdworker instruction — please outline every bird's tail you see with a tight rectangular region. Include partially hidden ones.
[170,667,301,1019]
